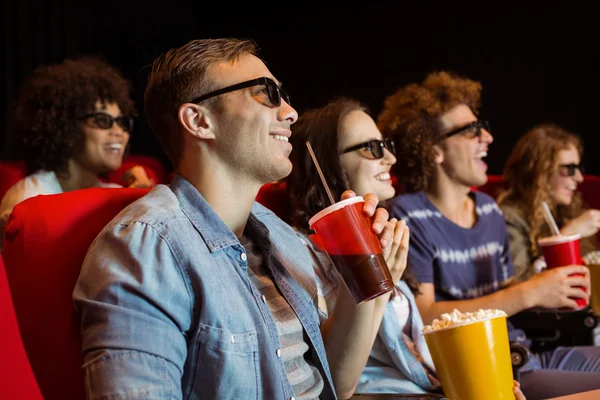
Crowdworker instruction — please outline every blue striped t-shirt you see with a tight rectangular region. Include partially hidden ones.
[388,191,514,302]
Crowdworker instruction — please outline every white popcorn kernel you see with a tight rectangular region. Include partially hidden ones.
[422,308,507,333]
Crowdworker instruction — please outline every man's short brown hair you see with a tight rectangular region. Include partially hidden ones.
[144,38,259,167]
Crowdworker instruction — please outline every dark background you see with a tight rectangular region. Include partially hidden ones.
[2,2,598,176]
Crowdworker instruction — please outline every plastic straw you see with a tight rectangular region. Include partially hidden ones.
[541,201,561,236]
[305,141,336,205]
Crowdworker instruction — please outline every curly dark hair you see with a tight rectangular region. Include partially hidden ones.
[13,56,136,175]
[497,123,585,259]
[377,71,482,192]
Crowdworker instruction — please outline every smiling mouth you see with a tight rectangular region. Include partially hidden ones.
[105,143,124,151]
[375,172,391,181]
[271,135,289,142]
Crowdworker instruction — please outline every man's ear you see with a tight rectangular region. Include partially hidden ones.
[432,144,444,164]
[178,103,215,140]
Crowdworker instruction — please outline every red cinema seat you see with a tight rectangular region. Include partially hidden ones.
[256,181,292,224]
[474,174,505,199]
[0,161,27,200]
[2,187,151,400]
[0,254,43,399]
[579,174,600,211]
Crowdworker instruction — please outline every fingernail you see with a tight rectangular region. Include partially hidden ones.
[380,239,388,248]
[373,222,382,232]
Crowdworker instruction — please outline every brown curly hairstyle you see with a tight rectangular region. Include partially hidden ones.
[377,71,482,192]
[13,56,136,175]
[497,124,584,259]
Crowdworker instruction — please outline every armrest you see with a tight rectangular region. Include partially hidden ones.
[510,341,532,382]
[509,306,598,352]
[509,306,597,331]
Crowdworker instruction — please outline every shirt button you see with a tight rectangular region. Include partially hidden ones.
[291,397,296,400]
[276,349,281,357]
[261,295,267,303]
[240,253,247,261]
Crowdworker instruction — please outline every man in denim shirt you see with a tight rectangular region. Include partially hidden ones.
[73,38,400,400]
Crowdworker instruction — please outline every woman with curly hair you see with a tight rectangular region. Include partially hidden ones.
[0,56,152,250]
[497,124,598,281]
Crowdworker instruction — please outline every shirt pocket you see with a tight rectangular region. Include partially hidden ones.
[185,322,260,400]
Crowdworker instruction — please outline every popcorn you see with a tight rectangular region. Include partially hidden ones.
[422,308,507,333]
[584,251,600,265]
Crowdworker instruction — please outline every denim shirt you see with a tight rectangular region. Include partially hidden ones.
[73,175,336,400]
[359,281,441,394]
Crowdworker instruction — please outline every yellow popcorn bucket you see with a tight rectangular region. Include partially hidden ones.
[423,315,514,400]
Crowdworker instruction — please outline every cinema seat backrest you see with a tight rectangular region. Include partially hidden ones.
[2,187,150,400]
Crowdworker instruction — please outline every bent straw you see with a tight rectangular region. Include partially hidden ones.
[306,141,336,205]
[541,201,561,236]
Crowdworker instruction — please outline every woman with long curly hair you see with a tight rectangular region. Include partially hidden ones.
[0,56,152,251]
[498,124,598,281]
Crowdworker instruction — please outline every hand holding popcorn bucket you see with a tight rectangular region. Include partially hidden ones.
[423,309,515,399]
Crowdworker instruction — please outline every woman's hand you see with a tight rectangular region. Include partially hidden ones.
[381,218,409,285]
[339,190,409,285]
[514,379,526,400]
[122,165,154,188]
[561,209,600,238]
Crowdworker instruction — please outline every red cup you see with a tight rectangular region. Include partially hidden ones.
[538,233,587,308]
[308,196,394,304]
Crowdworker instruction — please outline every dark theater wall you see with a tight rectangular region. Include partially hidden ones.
[2,3,599,176]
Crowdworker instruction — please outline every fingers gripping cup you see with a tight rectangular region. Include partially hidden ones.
[423,309,514,400]
[538,233,587,308]
[308,196,394,304]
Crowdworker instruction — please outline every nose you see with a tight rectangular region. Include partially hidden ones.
[109,124,129,148]
[481,127,494,144]
[279,99,298,124]
[574,167,584,183]
[110,122,129,137]
[382,148,397,166]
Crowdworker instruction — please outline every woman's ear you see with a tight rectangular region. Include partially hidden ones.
[433,144,444,164]
[178,103,215,140]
